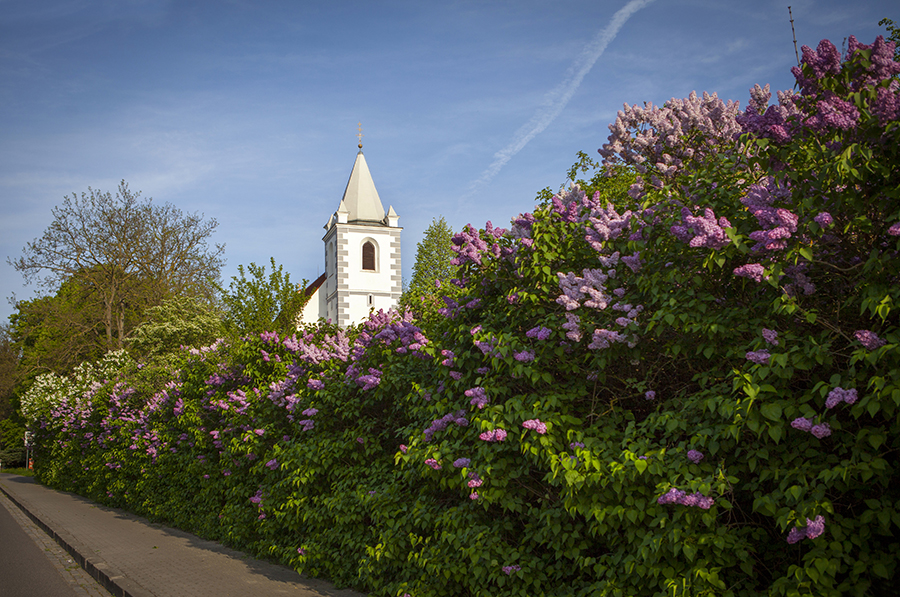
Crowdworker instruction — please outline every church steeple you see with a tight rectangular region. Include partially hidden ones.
[339,150,386,224]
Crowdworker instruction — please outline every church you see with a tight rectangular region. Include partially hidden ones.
[299,140,402,327]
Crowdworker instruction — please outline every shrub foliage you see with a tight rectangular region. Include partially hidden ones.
[23,36,900,596]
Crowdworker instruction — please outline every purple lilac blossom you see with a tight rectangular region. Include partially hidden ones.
[687,450,704,464]
[746,350,770,365]
[526,326,552,340]
[569,441,585,449]
[810,423,832,439]
[307,379,325,390]
[854,330,886,351]
[889,222,900,236]
[791,417,813,432]
[787,515,826,543]
[502,565,521,575]
[453,458,471,468]
[265,459,278,470]
[734,263,766,282]
[465,387,489,409]
[513,350,535,362]
[657,487,715,509]
[825,387,858,409]
[814,212,833,227]
[762,329,779,346]
[645,390,656,400]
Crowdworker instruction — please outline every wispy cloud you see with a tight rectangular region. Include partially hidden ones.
[463,0,655,197]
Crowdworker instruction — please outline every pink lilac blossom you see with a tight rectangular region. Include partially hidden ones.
[399,445,407,453]
[424,458,442,470]
[469,492,479,500]
[889,222,900,236]
[522,419,547,434]
[467,472,483,488]
[855,330,886,351]
[479,428,507,442]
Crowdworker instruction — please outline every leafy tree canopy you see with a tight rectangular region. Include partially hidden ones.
[9,181,225,350]
[218,257,309,337]
[401,216,457,319]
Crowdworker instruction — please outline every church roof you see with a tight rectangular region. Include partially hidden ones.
[339,150,385,224]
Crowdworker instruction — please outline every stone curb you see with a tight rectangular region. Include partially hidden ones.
[0,482,153,597]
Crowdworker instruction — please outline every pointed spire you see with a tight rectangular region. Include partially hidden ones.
[340,150,386,223]
[385,205,399,227]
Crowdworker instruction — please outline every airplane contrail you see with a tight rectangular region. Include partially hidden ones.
[463,0,655,197]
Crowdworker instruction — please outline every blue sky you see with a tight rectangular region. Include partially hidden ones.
[0,0,890,324]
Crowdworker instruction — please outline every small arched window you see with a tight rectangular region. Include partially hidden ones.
[362,241,376,271]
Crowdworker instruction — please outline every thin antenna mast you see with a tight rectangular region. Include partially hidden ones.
[788,6,800,66]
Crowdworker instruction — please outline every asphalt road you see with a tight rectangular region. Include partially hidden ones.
[0,490,109,597]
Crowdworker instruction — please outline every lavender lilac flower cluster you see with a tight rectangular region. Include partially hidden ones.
[657,488,715,509]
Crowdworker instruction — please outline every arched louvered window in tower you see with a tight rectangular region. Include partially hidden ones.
[362,241,376,271]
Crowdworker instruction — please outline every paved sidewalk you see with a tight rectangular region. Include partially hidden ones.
[0,474,367,597]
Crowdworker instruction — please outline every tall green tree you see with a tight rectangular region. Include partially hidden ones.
[10,181,224,351]
[401,217,456,317]
[219,257,309,336]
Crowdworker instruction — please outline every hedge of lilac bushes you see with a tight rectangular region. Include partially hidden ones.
[23,36,900,596]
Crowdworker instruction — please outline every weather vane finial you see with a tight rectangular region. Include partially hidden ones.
[357,122,363,149]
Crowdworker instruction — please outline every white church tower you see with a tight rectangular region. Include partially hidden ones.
[300,137,402,327]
